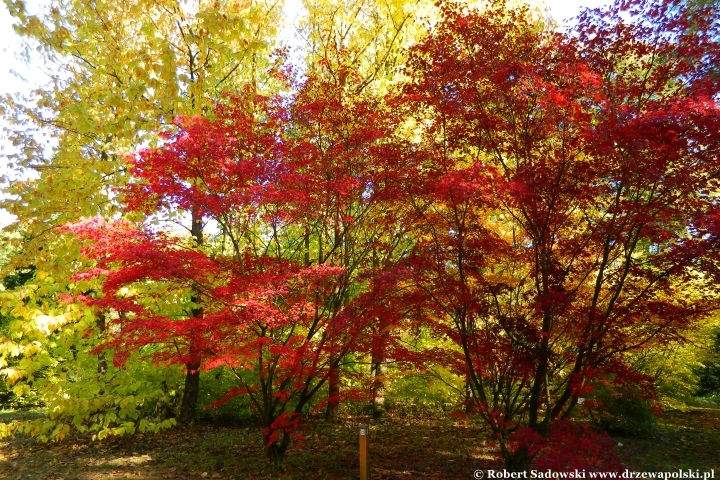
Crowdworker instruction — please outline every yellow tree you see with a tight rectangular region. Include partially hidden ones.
[301,0,432,94]
[0,0,283,436]
[2,0,281,234]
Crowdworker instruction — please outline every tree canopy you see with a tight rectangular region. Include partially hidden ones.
[2,0,720,471]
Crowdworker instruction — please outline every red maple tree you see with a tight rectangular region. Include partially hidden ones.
[65,66,405,461]
[392,0,720,469]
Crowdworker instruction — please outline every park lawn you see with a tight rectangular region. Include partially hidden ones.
[1,407,718,479]
[617,407,720,472]
[0,413,494,480]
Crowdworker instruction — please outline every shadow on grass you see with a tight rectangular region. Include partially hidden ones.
[0,415,496,480]
[615,406,720,471]
[3,406,718,479]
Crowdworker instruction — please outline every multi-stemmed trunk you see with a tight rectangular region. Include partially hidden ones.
[265,429,292,464]
[506,444,533,472]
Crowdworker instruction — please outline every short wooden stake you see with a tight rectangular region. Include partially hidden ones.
[359,424,368,480]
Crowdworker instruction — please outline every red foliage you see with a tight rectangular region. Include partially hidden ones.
[65,63,407,462]
[63,0,720,469]
[386,0,720,469]
[530,421,624,472]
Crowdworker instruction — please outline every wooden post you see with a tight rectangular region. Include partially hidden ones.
[359,424,368,480]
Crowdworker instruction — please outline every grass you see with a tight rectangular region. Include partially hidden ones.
[1,407,718,479]
[0,409,45,422]
[617,407,720,471]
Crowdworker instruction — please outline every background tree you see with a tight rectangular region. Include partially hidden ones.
[300,0,431,93]
[695,328,720,398]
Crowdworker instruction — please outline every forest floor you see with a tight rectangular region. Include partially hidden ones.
[1,407,719,480]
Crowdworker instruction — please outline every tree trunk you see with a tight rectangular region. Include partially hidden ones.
[370,248,387,418]
[179,360,201,424]
[97,313,107,374]
[371,356,387,418]
[325,364,340,422]
[464,374,474,413]
[179,208,204,425]
[371,315,388,419]
[265,430,292,464]
[506,444,532,472]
